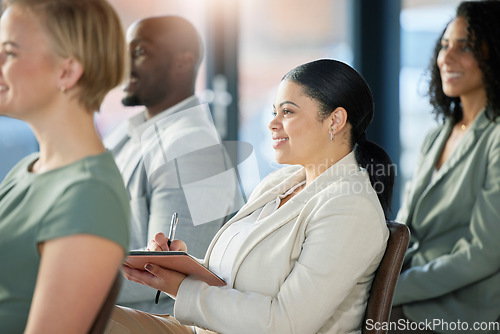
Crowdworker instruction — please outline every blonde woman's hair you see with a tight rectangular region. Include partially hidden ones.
[3,0,126,112]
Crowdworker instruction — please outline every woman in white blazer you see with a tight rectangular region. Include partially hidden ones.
[106,59,395,334]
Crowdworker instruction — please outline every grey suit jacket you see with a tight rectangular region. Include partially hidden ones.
[174,152,389,334]
[394,109,500,332]
[105,97,242,313]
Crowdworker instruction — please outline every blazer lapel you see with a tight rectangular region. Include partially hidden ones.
[406,110,491,228]
[204,168,306,266]
[229,153,362,286]
[409,123,450,208]
[204,168,305,283]
[230,171,304,222]
[205,152,361,287]
[429,109,490,187]
[227,201,304,287]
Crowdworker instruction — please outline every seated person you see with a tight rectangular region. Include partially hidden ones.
[0,0,129,332]
[105,15,241,314]
[391,1,500,333]
[106,59,395,334]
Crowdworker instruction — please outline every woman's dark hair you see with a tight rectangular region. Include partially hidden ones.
[428,0,500,123]
[282,59,395,217]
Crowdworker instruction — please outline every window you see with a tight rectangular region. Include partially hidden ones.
[237,0,351,190]
[399,0,460,188]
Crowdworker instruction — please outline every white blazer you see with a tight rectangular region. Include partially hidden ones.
[174,152,389,334]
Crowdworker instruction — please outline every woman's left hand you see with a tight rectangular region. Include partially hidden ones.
[122,263,186,298]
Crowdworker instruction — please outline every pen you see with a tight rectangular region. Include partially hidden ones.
[167,212,178,247]
[155,212,179,304]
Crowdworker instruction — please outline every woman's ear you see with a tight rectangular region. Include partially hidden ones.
[328,107,348,134]
[57,57,83,91]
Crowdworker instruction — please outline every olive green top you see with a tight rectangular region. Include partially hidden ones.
[0,151,130,333]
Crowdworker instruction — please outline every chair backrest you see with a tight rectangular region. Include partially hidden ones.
[88,273,122,334]
[362,221,410,334]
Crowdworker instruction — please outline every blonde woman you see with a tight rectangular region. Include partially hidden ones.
[0,0,129,332]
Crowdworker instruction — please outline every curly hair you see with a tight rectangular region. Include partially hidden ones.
[428,0,500,123]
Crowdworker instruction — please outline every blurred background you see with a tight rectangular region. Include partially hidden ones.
[0,0,461,218]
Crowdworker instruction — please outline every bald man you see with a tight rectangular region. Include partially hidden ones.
[105,16,240,314]
[121,16,202,116]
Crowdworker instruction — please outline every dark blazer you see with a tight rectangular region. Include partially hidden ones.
[394,109,500,332]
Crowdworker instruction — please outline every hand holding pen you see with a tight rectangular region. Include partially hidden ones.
[154,212,179,304]
[147,212,179,251]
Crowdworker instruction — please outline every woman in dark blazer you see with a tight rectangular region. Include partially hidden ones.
[391,1,500,333]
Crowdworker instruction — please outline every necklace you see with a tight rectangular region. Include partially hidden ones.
[458,120,470,130]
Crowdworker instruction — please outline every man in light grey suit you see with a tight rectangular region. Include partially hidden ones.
[104,16,242,314]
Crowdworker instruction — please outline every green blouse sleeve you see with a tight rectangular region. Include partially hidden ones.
[37,180,130,252]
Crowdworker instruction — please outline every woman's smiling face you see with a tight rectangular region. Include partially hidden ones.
[269,79,333,167]
[0,5,62,119]
[437,16,485,102]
